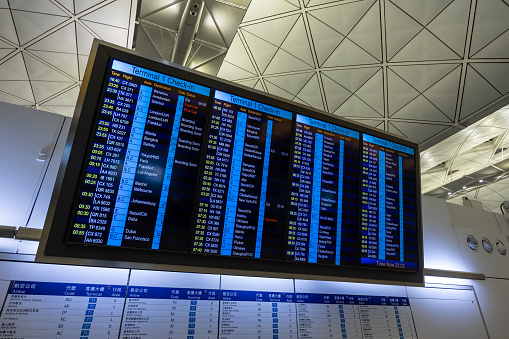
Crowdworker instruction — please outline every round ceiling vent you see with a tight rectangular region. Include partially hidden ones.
[496,240,507,255]
[467,235,478,251]
[482,238,493,253]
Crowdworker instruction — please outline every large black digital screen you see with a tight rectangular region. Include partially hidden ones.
[40,41,423,284]
[69,60,211,251]
[192,90,292,259]
[286,115,359,266]
[360,135,418,270]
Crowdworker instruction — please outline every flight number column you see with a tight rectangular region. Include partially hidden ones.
[193,100,237,254]
[287,123,314,261]
[107,84,152,245]
[71,73,143,245]
[361,142,380,261]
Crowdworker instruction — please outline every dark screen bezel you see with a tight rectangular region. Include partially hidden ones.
[41,40,424,284]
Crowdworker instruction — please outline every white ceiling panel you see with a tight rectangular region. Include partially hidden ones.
[0,8,20,44]
[309,1,374,36]
[264,80,294,100]
[55,0,74,13]
[391,29,459,62]
[0,80,33,102]
[384,1,422,61]
[264,47,313,74]
[222,33,256,74]
[279,16,314,67]
[390,0,452,26]
[391,95,452,122]
[82,20,129,47]
[242,14,298,46]
[323,37,379,67]
[29,50,79,79]
[306,13,343,66]
[0,0,136,117]
[387,68,420,115]
[11,10,68,45]
[242,0,299,22]
[0,53,29,80]
[321,74,352,112]
[0,47,14,60]
[426,0,469,57]
[27,22,77,53]
[295,73,323,110]
[333,94,381,118]
[236,78,258,88]
[390,63,458,92]
[215,61,253,81]
[253,80,265,92]
[460,66,501,120]
[24,53,73,82]
[81,1,133,29]
[469,0,509,56]
[354,69,384,115]
[265,72,314,97]
[74,0,106,14]
[241,30,278,73]
[10,0,68,16]
[471,63,509,95]
[389,121,449,143]
[472,30,509,59]
[31,81,73,102]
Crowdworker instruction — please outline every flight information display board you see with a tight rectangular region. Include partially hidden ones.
[286,115,360,266]
[192,90,293,259]
[42,41,423,284]
[68,60,211,252]
[360,134,418,270]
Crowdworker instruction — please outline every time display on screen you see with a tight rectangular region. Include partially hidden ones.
[49,43,422,282]
[191,90,293,259]
[286,115,360,266]
[360,134,418,270]
[69,60,210,251]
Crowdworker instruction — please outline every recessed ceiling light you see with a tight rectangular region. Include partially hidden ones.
[448,192,452,195]
[463,186,467,189]
[479,179,483,183]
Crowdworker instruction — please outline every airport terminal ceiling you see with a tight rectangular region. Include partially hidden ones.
[0,0,509,210]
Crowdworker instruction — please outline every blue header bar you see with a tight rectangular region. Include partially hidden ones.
[215,90,293,120]
[8,281,126,298]
[297,114,359,139]
[363,134,414,155]
[111,60,211,96]
[221,290,294,303]
[127,286,220,300]
[295,293,410,306]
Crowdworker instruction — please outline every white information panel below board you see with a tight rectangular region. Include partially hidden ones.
[0,268,421,339]
[0,263,129,339]
[123,270,220,339]
[219,276,297,339]
[295,280,416,339]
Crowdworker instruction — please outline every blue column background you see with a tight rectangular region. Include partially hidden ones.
[399,156,404,262]
[335,139,344,265]
[378,151,386,260]
[107,85,152,246]
[309,133,323,263]
[151,95,185,249]
[255,120,273,258]
[221,112,247,256]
